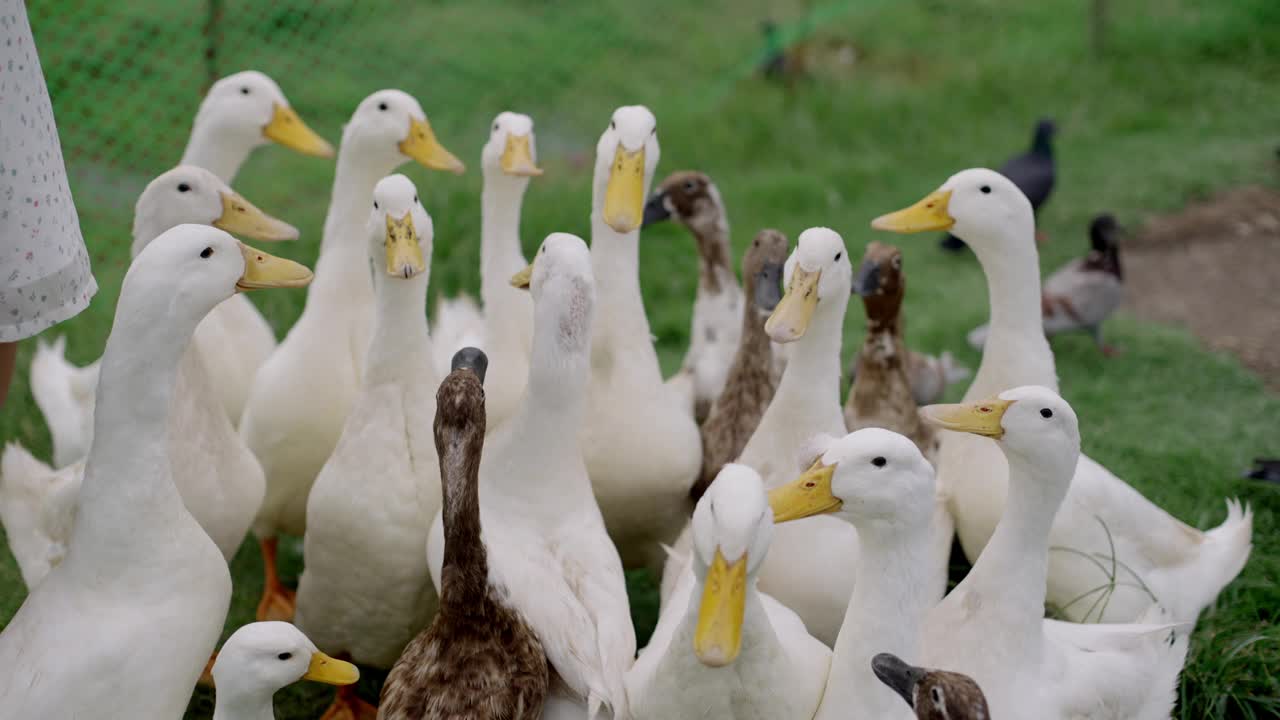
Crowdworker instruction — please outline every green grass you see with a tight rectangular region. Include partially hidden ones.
[3,0,1279,717]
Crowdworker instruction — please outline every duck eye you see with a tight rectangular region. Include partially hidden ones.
[493,123,499,131]
[177,183,191,193]
[413,195,418,204]
[834,252,842,262]
[871,456,886,467]
[373,201,379,210]
[931,687,943,704]
[240,87,250,95]
[651,126,657,136]
[683,181,696,192]
[610,121,616,130]
[980,185,992,194]
[1040,408,1053,419]
[277,652,292,661]
[378,102,389,111]
[199,247,213,259]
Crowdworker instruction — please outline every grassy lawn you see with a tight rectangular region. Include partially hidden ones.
[3,0,1279,717]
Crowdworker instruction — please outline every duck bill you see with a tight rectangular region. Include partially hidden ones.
[919,397,1011,438]
[853,259,881,297]
[385,212,426,279]
[509,262,533,290]
[768,459,841,523]
[602,145,646,233]
[213,191,299,242]
[262,103,335,158]
[693,549,748,667]
[871,653,923,708]
[871,189,955,233]
[236,243,313,291]
[302,651,360,686]
[754,260,785,312]
[642,191,671,228]
[764,266,820,343]
[400,117,466,175]
[501,133,543,177]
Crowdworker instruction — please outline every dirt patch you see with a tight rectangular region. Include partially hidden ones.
[1123,185,1280,391]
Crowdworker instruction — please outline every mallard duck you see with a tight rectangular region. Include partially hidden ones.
[940,118,1055,251]
[873,168,1253,624]
[626,463,830,720]
[767,427,939,720]
[292,175,441,720]
[430,112,542,430]
[241,89,463,622]
[871,653,991,720]
[581,106,701,573]
[643,170,742,421]
[381,348,549,720]
[2,165,300,586]
[915,387,1189,719]
[211,622,359,720]
[0,225,310,717]
[427,233,635,718]
[693,228,788,501]
[968,213,1125,356]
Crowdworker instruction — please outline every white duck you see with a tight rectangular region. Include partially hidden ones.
[583,106,701,573]
[0,225,311,718]
[241,89,463,622]
[431,111,542,429]
[28,71,331,461]
[211,621,359,720]
[626,463,830,720]
[872,169,1253,624]
[294,175,440,720]
[1,165,301,586]
[768,428,940,720]
[917,387,1190,719]
[427,233,636,719]
[661,226,854,646]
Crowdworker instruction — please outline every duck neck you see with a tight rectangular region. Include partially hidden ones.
[439,413,488,608]
[823,516,933,718]
[512,296,590,447]
[307,149,391,307]
[129,217,168,260]
[480,171,531,306]
[180,124,254,184]
[75,286,203,544]
[964,448,1072,624]
[590,213,662,384]
[364,270,434,386]
[212,689,275,720]
[967,228,1057,400]
[689,218,734,295]
[774,300,845,414]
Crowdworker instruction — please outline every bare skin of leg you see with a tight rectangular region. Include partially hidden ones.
[318,661,378,720]
[1035,229,1049,244]
[198,652,217,687]
[0,342,17,410]
[255,535,297,622]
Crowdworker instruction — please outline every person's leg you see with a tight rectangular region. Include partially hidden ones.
[0,342,17,409]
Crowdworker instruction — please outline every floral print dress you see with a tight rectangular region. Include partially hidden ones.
[0,0,95,342]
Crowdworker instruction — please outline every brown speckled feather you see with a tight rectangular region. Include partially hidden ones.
[694,229,790,499]
[844,242,937,459]
[379,367,548,720]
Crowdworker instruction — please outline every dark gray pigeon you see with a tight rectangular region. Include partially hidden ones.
[942,118,1057,251]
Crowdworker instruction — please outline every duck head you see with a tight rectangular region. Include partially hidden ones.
[194,70,334,159]
[871,653,991,720]
[343,90,464,175]
[437,348,488,454]
[482,111,543,179]
[367,174,433,280]
[767,428,935,532]
[743,229,789,314]
[132,165,298,258]
[871,168,1034,255]
[853,241,906,327]
[690,463,774,667]
[212,621,357,710]
[920,385,1080,472]
[593,105,660,234]
[765,226,851,343]
[510,232,596,353]
[1088,213,1124,279]
[643,170,727,237]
